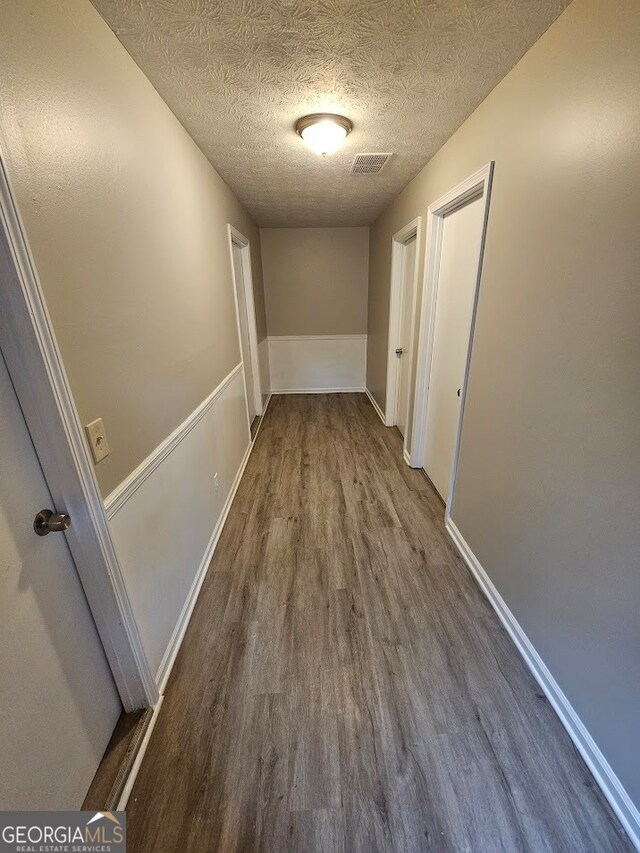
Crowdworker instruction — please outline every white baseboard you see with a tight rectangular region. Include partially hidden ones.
[268,334,366,393]
[446,517,640,850]
[365,388,386,424]
[403,448,411,465]
[273,387,365,394]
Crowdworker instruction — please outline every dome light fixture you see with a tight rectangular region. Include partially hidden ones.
[295,113,353,156]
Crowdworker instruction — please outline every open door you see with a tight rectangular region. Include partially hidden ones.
[411,163,494,508]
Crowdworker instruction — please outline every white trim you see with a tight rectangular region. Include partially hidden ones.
[365,388,386,424]
[385,217,424,455]
[116,694,164,811]
[410,163,494,481]
[446,518,640,851]
[273,387,365,394]
[269,334,367,342]
[0,152,156,711]
[228,225,263,419]
[403,448,411,465]
[105,364,243,519]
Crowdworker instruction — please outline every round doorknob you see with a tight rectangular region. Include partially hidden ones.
[34,509,71,536]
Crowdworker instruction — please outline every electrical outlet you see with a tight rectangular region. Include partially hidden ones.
[85,417,110,464]
[213,472,220,493]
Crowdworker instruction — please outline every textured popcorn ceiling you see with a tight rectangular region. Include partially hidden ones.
[92,0,569,226]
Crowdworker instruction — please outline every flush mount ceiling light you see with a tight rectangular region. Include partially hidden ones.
[295,113,353,156]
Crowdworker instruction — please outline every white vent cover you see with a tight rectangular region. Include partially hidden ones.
[350,153,392,174]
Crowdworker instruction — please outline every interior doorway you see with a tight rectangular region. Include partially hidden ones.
[385,217,423,461]
[411,163,494,507]
[228,225,262,432]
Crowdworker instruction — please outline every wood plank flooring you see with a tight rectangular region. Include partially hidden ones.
[125,393,631,852]
[83,709,151,810]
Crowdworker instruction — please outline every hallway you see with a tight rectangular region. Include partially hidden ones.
[124,394,629,852]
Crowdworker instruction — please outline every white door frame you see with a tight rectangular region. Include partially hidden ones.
[385,216,423,460]
[410,162,494,521]
[0,153,158,711]
[227,225,263,425]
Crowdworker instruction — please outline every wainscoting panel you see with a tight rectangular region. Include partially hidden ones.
[106,364,250,684]
[268,334,366,393]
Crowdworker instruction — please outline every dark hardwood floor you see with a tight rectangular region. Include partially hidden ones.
[83,709,151,810]
[125,393,630,852]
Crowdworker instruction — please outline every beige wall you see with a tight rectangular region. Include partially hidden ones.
[367,0,640,806]
[261,227,369,336]
[0,0,267,496]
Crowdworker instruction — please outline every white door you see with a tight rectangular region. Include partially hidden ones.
[395,235,417,437]
[0,350,121,809]
[231,243,256,424]
[424,193,485,500]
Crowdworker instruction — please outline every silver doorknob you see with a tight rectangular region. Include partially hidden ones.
[34,509,71,536]
[395,348,404,357]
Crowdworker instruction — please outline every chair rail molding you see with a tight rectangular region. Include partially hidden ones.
[105,363,243,519]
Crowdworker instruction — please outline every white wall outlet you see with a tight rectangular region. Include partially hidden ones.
[213,472,220,493]
[85,417,110,464]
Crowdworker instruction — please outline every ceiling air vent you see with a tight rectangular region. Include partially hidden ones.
[351,153,392,175]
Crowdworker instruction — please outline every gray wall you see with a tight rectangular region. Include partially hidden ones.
[0,0,267,497]
[367,0,640,806]
[261,227,369,336]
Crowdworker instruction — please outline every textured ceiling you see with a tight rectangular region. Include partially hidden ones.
[91,0,569,226]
